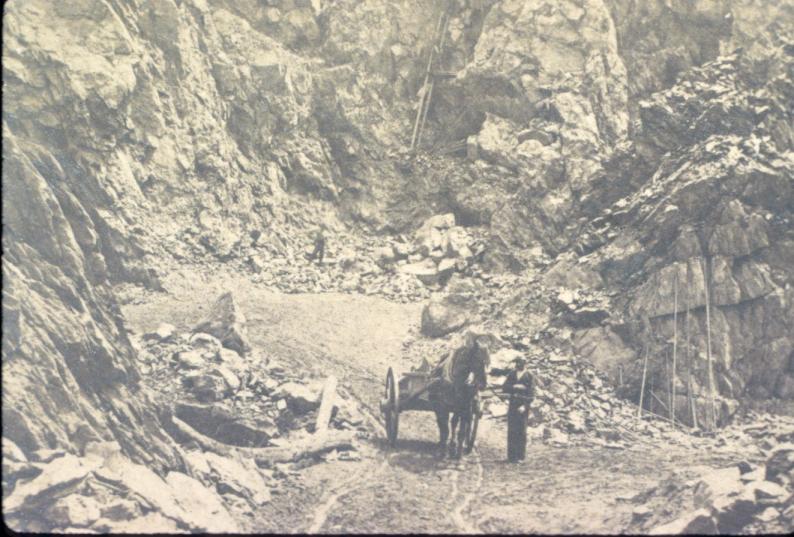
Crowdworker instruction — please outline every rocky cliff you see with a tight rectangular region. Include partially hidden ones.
[2,0,793,518]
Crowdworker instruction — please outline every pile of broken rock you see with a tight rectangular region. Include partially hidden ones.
[638,442,794,534]
[389,213,483,287]
[2,437,264,533]
[135,292,370,450]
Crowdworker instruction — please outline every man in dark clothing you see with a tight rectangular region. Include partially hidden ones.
[502,356,534,463]
[307,227,325,264]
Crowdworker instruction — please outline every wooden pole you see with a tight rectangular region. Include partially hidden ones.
[314,376,338,440]
[410,10,445,150]
[637,340,650,419]
[685,262,697,429]
[416,11,451,150]
[671,271,678,425]
[666,349,672,420]
[701,257,717,431]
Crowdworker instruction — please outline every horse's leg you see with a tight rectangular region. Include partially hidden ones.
[435,409,449,456]
[449,412,460,456]
[456,408,470,458]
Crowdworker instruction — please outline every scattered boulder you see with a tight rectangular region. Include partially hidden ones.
[421,298,470,338]
[4,454,103,512]
[209,366,241,392]
[765,444,794,486]
[166,472,240,533]
[176,350,205,370]
[217,348,250,380]
[143,323,177,342]
[374,245,396,267]
[189,333,223,354]
[202,452,271,505]
[276,382,321,414]
[184,373,232,403]
[193,292,251,354]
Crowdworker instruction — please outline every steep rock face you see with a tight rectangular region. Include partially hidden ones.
[2,130,179,472]
[580,31,794,419]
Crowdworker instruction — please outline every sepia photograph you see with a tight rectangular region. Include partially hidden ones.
[2,0,793,533]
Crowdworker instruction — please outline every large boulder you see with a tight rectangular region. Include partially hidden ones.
[165,472,239,533]
[184,373,233,403]
[421,298,470,338]
[765,444,794,486]
[202,452,271,505]
[193,292,251,354]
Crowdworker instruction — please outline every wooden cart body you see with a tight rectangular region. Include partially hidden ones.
[380,366,481,452]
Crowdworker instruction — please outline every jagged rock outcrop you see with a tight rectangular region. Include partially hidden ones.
[579,30,794,419]
[2,129,180,473]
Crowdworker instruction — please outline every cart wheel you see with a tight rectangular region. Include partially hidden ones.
[463,393,480,454]
[384,367,400,447]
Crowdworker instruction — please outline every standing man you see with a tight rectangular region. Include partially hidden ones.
[503,356,534,463]
[307,226,326,265]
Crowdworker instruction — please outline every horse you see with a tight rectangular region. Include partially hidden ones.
[428,332,490,459]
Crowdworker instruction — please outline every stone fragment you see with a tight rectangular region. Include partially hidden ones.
[143,323,176,342]
[217,348,249,379]
[166,471,239,533]
[4,454,102,512]
[94,453,187,524]
[189,333,223,354]
[693,466,743,509]
[210,365,241,392]
[176,350,205,370]
[276,382,320,414]
[193,292,251,354]
[765,444,794,485]
[752,481,788,503]
[203,452,271,505]
[185,374,232,403]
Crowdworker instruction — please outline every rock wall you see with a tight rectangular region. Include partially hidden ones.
[573,29,794,420]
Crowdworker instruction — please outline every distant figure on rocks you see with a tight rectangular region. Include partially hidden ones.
[307,227,326,265]
[503,356,534,463]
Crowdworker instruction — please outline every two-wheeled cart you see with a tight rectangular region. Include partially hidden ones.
[380,367,481,453]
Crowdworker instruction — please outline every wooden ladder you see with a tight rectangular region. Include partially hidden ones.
[409,2,453,151]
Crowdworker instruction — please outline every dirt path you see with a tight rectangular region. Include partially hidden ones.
[123,271,747,534]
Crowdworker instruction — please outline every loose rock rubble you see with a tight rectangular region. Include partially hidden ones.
[1,438,255,533]
[135,292,372,447]
[631,441,794,535]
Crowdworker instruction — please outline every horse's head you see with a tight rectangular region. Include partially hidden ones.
[469,335,491,390]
